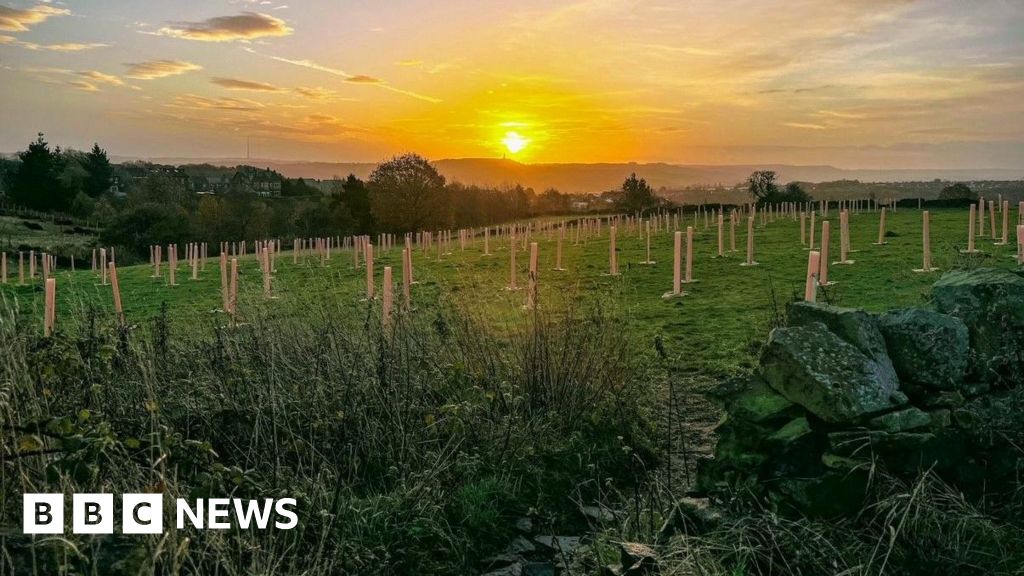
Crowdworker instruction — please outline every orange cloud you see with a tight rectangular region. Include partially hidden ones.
[345,75,381,84]
[22,41,109,51]
[66,80,99,92]
[212,77,283,91]
[0,4,68,32]
[156,12,291,42]
[125,60,201,80]
[170,94,264,112]
[307,113,339,123]
[294,86,334,100]
[78,70,124,86]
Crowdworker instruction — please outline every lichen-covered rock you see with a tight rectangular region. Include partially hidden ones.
[760,323,900,423]
[932,268,1024,385]
[878,308,969,390]
[788,301,897,381]
[720,377,798,424]
[868,407,931,432]
[767,417,813,445]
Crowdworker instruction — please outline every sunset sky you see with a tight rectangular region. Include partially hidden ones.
[2,0,1023,168]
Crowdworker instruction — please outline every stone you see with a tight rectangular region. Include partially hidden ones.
[788,301,897,381]
[579,504,617,523]
[828,430,963,473]
[657,497,722,542]
[821,452,864,471]
[927,409,952,429]
[514,517,533,534]
[932,268,1024,384]
[766,417,813,445]
[482,563,523,576]
[868,407,931,432]
[774,469,870,518]
[723,377,798,424]
[533,536,580,555]
[878,308,969,390]
[710,416,771,469]
[483,553,522,568]
[619,542,657,573]
[507,536,536,554]
[522,562,555,576]
[761,323,900,423]
[902,384,966,408]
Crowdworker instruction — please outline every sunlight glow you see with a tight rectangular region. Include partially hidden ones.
[501,131,529,154]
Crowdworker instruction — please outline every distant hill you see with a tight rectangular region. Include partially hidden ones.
[119,157,1023,194]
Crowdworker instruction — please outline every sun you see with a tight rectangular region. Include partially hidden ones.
[501,131,528,154]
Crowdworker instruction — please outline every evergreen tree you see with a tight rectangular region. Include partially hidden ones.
[340,174,374,232]
[82,143,113,197]
[7,133,70,211]
[617,173,658,213]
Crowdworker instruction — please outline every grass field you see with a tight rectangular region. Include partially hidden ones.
[2,204,1022,575]
[2,205,1019,375]
[0,214,99,259]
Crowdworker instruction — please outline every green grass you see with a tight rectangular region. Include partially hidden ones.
[2,205,1022,575]
[0,214,99,258]
[2,206,1019,374]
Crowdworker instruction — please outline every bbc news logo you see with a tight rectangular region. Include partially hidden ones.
[23,494,298,534]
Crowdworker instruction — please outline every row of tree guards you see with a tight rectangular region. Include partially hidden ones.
[7,197,1024,337]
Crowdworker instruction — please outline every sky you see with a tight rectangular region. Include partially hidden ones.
[1,0,1023,168]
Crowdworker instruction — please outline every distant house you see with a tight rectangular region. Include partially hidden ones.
[229,166,283,197]
[117,162,192,192]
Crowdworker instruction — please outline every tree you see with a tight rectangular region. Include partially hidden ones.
[281,177,319,197]
[82,143,113,197]
[938,182,977,201]
[5,133,71,211]
[747,170,778,204]
[780,182,811,203]
[617,173,658,213]
[368,154,446,233]
[336,174,374,232]
[128,172,193,209]
[100,203,191,258]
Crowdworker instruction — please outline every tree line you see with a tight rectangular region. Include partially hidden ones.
[0,136,624,261]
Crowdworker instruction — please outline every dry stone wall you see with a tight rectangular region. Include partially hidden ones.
[696,268,1024,517]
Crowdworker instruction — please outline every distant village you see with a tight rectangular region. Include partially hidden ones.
[103,161,619,211]
[111,163,319,198]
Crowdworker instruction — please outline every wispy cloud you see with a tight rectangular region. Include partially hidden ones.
[66,80,99,92]
[124,60,201,80]
[16,40,109,51]
[170,93,264,112]
[307,113,339,123]
[246,48,441,103]
[782,122,829,130]
[154,12,291,42]
[345,74,381,84]
[212,77,283,91]
[78,70,124,86]
[293,86,334,100]
[0,4,68,32]
[16,66,126,92]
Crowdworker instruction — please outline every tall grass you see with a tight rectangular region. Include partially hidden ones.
[0,297,657,575]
